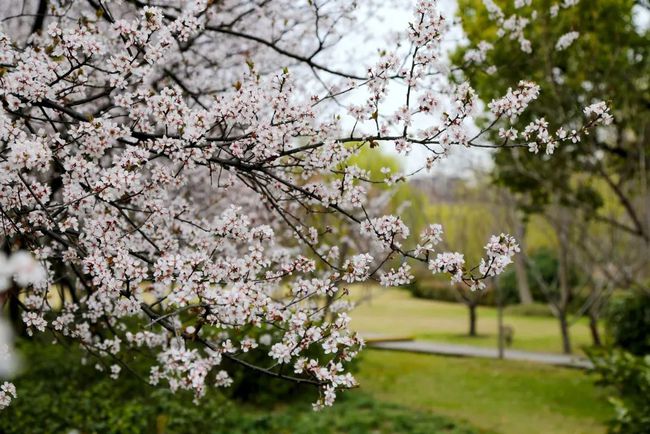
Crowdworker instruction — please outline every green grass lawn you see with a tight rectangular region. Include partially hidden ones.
[5,339,610,434]
[5,288,612,434]
[356,350,612,434]
[351,287,597,354]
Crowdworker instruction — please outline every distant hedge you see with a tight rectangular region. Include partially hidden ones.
[407,248,591,311]
[406,278,518,307]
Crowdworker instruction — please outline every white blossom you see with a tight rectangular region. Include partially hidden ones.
[556,31,580,51]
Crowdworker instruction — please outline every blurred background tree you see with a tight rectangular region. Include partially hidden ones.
[453,0,650,429]
[451,0,649,352]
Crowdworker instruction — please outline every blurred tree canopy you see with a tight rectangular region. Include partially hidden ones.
[498,247,583,304]
[453,0,649,241]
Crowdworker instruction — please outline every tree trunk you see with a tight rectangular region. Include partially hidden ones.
[31,0,48,35]
[513,254,533,305]
[559,313,572,354]
[514,220,534,304]
[8,292,28,338]
[497,281,505,359]
[589,313,602,347]
[468,304,477,337]
[556,212,572,354]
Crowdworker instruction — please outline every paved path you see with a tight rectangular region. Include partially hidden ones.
[368,340,593,369]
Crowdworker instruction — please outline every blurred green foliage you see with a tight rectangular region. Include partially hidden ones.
[408,247,587,310]
[497,248,584,306]
[407,277,518,306]
[589,349,650,434]
[604,290,650,356]
[453,0,649,220]
[588,290,650,432]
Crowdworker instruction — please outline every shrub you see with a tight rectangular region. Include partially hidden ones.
[588,290,650,433]
[605,290,650,355]
[498,248,589,309]
[589,349,650,434]
[407,277,519,307]
[505,302,554,317]
[407,279,464,303]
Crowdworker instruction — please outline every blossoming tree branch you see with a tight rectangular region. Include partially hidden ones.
[0,0,611,409]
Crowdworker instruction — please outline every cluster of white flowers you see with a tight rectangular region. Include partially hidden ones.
[427,232,520,291]
[8,134,52,170]
[489,81,541,120]
[342,254,375,283]
[463,40,494,64]
[476,0,582,58]
[550,0,580,18]
[492,100,613,156]
[418,224,444,252]
[555,31,580,51]
[478,234,520,278]
[150,339,223,400]
[522,118,554,154]
[429,252,466,283]
[481,0,532,53]
[21,311,47,336]
[360,215,410,250]
[0,382,16,410]
[379,263,414,287]
[584,101,614,125]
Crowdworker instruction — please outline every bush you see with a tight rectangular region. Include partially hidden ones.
[407,280,464,303]
[605,290,650,355]
[498,248,589,309]
[588,290,650,433]
[505,302,554,317]
[407,278,519,307]
[589,349,650,434]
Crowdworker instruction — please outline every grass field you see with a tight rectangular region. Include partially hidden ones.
[351,287,597,354]
[348,287,612,433]
[355,350,611,434]
[6,287,612,434]
[5,340,611,434]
